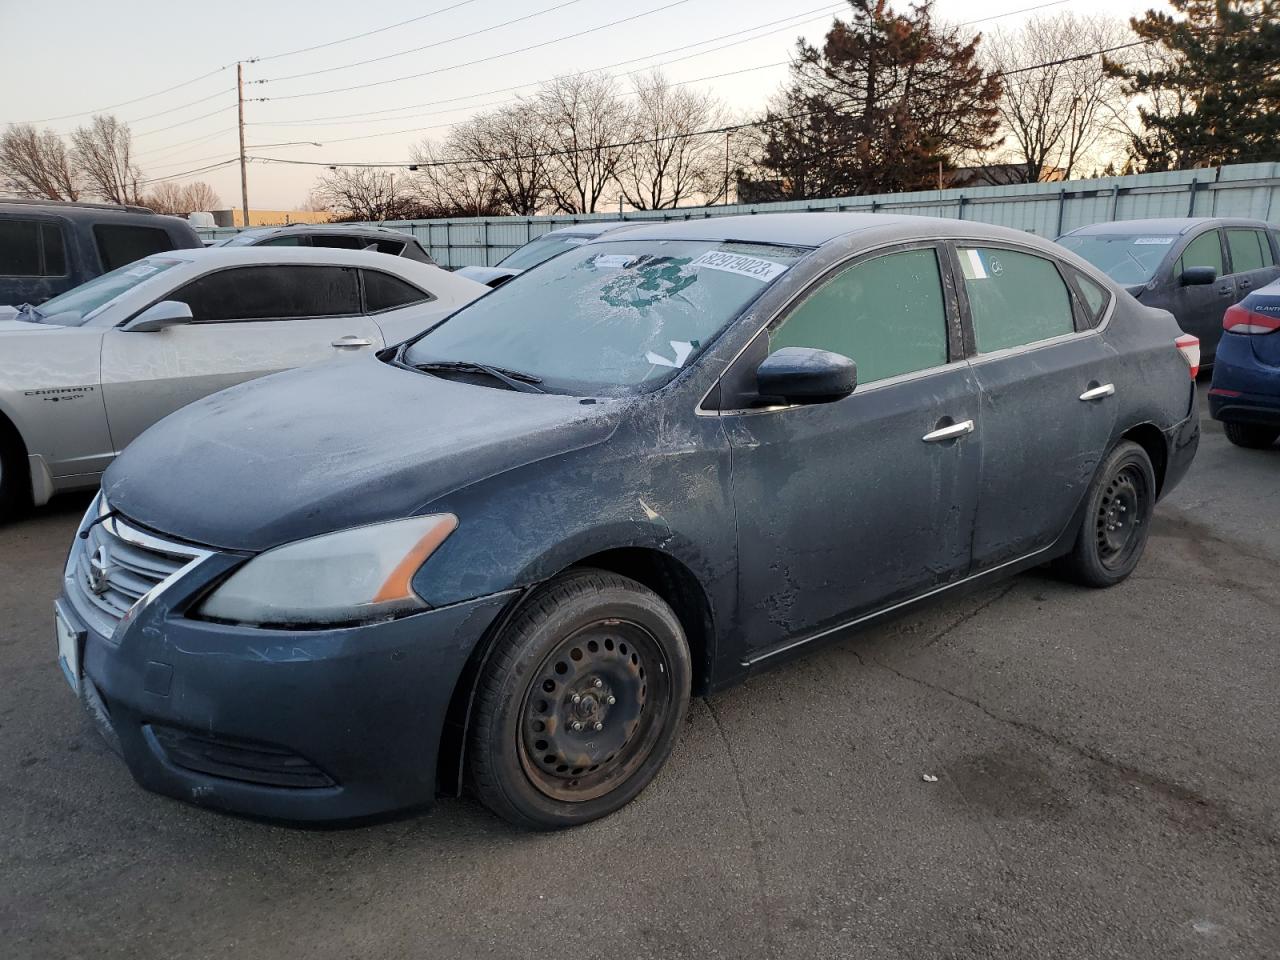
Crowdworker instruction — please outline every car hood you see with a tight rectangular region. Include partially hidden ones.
[103,356,623,552]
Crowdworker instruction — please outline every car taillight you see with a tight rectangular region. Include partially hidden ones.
[1223,303,1280,335]
[1174,334,1200,379]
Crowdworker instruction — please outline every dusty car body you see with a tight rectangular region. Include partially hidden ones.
[456,220,637,287]
[0,247,484,516]
[57,213,1199,827]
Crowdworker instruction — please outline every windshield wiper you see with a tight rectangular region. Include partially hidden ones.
[413,360,545,394]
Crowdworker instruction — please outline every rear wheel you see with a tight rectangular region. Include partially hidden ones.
[0,429,30,523]
[467,569,691,830]
[1060,441,1156,588]
[1223,421,1279,449]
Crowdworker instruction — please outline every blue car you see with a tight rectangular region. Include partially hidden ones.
[1209,277,1280,448]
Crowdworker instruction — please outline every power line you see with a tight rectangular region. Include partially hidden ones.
[255,0,698,102]
[125,87,236,125]
[9,64,234,125]
[134,104,238,138]
[251,0,483,63]
[257,0,590,84]
[246,3,845,127]
[137,157,240,186]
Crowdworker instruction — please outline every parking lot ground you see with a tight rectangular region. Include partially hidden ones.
[2,385,1277,960]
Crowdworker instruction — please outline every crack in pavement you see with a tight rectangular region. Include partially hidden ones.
[704,697,777,960]
[923,582,1020,649]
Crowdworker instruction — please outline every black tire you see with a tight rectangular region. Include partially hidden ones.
[467,568,691,830]
[0,428,31,524]
[1060,440,1156,588]
[1223,421,1279,449]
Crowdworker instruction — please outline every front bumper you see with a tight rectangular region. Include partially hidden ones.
[58,507,514,823]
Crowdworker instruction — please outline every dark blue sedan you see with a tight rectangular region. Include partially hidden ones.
[1210,277,1280,448]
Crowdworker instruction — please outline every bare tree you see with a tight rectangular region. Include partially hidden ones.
[143,181,187,214]
[181,181,221,212]
[444,104,552,215]
[536,73,633,213]
[619,70,732,209]
[71,115,142,204]
[308,166,416,221]
[0,124,80,200]
[982,13,1132,182]
[410,142,507,217]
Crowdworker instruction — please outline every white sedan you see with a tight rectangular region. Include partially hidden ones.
[0,247,485,517]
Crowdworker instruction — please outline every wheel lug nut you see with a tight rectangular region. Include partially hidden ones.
[606,695,616,705]
[593,678,603,688]
[571,693,581,704]
[572,721,583,731]
[594,721,603,731]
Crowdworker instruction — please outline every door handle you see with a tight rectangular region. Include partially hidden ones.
[1218,284,1233,296]
[331,335,373,348]
[1079,383,1116,401]
[1239,279,1252,290]
[922,419,975,443]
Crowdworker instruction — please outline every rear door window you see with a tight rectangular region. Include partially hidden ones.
[170,265,361,322]
[958,247,1075,352]
[94,224,175,271]
[0,219,67,276]
[1176,230,1225,278]
[310,234,365,250]
[770,247,950,383]
[1226,229,1272,273]
[256,235,309,247]
[363,270,431,312]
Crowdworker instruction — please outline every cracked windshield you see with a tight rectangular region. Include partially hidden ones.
[406,239,805,394]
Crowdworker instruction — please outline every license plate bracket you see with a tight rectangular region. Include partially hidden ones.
[55,602,85,696]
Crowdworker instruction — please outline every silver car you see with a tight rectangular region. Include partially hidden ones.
[0,246,485,517]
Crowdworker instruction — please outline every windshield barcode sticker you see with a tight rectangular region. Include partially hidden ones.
[691,251,789,282]
[1134,237,1175,245]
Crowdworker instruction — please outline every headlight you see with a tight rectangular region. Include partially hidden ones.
[198,514,457,627]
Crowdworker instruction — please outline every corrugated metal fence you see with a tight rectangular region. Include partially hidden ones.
[199,162,1280,267]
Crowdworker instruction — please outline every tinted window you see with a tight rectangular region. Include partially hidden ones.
[0,219,68,277]
[256,235,308,247]
[94,224,175,271]
[370,238,405,255]
[171,265,360,322]
[770,248,949,383]
[310,234,365,250]
[959,247,1074,352]
[1227,229,1271,273]
[364,270,430,312]
[42,223,66,275]
[400,241,434,264]
[1071,269,1111,326]
[1177,230,1224,277]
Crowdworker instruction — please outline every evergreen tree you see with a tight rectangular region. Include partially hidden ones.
[754,0,1001,198]
[1109,0,1280,170]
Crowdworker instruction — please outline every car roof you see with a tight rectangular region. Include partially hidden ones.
[147,246,440,270]
[544,220,634,238]
[585,212,1052,249]
[235,223,414,239]
[1063,217,1274,237]
[0,199,163,221]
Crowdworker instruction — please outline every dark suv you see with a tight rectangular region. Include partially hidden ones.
[0,200,203,306]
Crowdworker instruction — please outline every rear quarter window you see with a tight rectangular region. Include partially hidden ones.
[94,223,176,271]
[0,219,67,277]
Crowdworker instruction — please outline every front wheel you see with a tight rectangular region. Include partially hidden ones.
[1060,440,1156,588]
[1223,422,1279,449]
[467,569,692,830]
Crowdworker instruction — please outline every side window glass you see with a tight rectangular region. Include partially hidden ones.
[1227,229,1268,273]
[0,220,39,275]
[1071,269,1111,326]
[1179,230,1224,278]
[770,248,949,384]
[371,238,406,255]
[170,266,360,322]
[257,235,308,247]
[94,224,174,271]
[959,247,1074,352]
[310,234,365,250]
[42,223,67,275]
[363,270,430,312]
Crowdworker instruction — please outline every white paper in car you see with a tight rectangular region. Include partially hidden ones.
[562,236,588,246]
[1134,237,1175,245]
[645,341,695,368]
[592,254,637,269]
[125,264,159,278]
[961,248,989,280]
[691,251,789,282]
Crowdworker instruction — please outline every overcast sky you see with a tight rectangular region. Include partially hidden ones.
[1,0,1167,210]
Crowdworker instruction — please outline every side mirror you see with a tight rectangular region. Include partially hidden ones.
[756,347,857,405]
[1180,266,1216,286]
[122,300,193,332]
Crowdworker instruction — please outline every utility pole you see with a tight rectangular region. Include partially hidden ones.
[723,130,731,205]
[237,62,249,228]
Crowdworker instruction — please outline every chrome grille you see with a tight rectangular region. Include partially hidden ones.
[69,505,209,633]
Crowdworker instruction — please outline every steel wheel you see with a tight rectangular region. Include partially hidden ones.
[1095,463,1148,571]
[518,619,672,803]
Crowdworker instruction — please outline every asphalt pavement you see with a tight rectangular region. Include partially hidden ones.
[2,384,1277,960]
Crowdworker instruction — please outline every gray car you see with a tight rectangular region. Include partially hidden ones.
[0,246,484,518]
[216,223,436,263]
[1058,217,1280,364]
[456,221,640,287]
